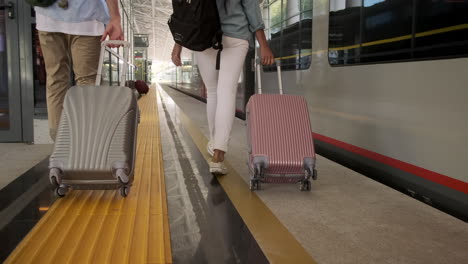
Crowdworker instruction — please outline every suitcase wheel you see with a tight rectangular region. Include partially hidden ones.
[300,180,311,192]
[55,185,68,198]
[120,186,130,197]
[49,168,62,187]
[50,175,59,187]
[305,168,318,181]
[117,169,130,185]
[250,180,261,191]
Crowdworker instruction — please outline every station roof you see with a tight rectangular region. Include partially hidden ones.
[132,0,174,62]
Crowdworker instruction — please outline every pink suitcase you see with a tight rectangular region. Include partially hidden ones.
[246,60,317,191]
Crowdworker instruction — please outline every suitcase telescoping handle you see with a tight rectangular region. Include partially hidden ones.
[255,58,283,95]
[95,40,131,87]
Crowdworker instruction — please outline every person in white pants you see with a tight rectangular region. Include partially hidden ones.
[171,0,274,175]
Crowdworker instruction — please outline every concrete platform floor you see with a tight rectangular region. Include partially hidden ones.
[0,115,52,190]
[33,117,54,145]
[0,143,52,190]
[159,84,468,264]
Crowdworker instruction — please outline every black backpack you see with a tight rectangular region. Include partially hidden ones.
[168,0,223,69]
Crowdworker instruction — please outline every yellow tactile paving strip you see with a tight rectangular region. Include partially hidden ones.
[5,88,172,264]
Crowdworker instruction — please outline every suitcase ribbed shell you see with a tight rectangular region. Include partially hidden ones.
[50,85,137,183]
[247,94,315,175]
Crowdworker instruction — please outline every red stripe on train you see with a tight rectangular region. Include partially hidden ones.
[312,133,468,194]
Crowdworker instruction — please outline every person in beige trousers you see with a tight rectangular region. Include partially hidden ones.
[35,0,124,140]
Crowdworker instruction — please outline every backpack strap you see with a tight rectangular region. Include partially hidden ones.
[215,49,222,70]
[213,31,223,70]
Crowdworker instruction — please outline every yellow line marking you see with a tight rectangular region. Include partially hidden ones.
[362,35,412,47]
[5,87,172,264]
[158,84,317,264]
[278,54,308,60]
[329,44,360,51]
[416,23,468,38]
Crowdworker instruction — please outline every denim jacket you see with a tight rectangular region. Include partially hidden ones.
[217,0,265,47]
[35,0,110,24]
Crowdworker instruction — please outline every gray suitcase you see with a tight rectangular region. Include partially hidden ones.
[49,40,139,198]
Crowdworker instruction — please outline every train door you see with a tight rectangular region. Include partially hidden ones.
[0,0,22,142]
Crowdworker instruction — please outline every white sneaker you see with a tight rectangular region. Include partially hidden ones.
[209,161,228,175]
[207,142,214,157]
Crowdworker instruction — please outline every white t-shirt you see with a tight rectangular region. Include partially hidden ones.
[36,13,105,36]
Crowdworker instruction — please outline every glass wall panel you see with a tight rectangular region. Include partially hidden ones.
[110,49,119,85]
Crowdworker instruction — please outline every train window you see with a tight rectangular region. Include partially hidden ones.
[300,17,312,69]
[414,0,468,59]
[361,0,413,63]
[281,15,301,70]
[328,0,361,65]
[263,0,313,71]
[329,0,468,66]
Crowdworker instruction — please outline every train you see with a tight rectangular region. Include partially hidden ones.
[158,0,468,220]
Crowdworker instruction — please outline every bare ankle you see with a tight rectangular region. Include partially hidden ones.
[213,150,225,162]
